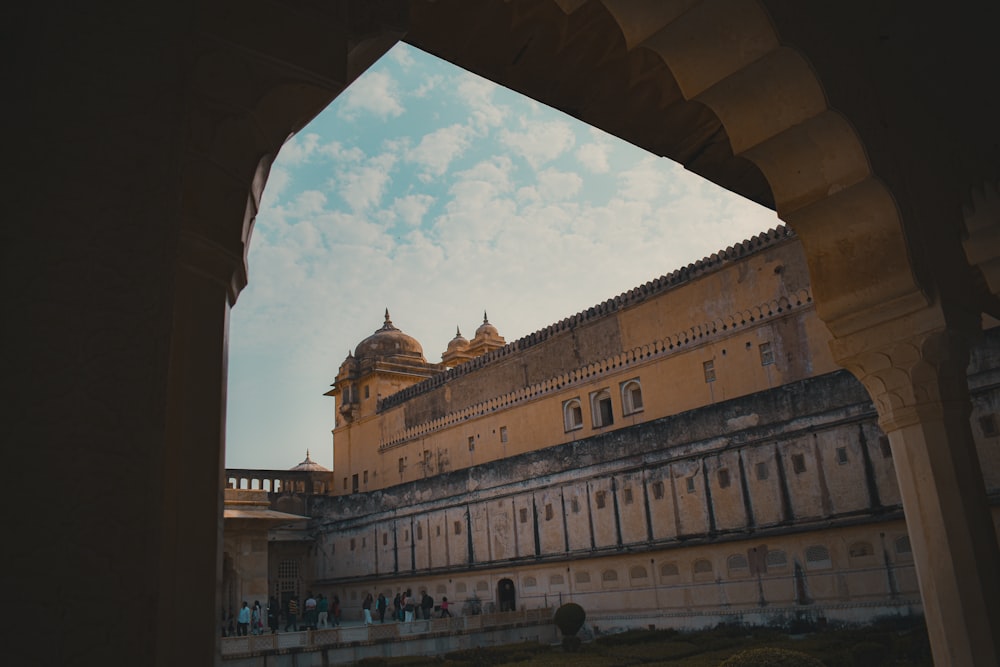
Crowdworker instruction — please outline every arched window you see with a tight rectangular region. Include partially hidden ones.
[563,398,584,432]
[523,576,537,588]
[574,571,591,584]
[629,565,648,580]
[693,559,714,575]
[765,550,788,570]
[805,545,832,570]
[436,584,447,594]
[601,569,619,583]
[727,554,750,576]
[621,379,644,415]
[590,389,614,427]
[455,582,467,594]
[549,574,565,586]
[660,562,680,579]
[476,581,489,591]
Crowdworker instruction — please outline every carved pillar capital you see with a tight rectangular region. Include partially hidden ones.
[829,303,978,432]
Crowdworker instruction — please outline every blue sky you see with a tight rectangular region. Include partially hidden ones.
[226,43,780,471]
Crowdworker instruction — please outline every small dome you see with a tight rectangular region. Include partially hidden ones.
[354,309,425,361]
[290,450,329,472]
[447,326,469,351]
[475,311,499,338]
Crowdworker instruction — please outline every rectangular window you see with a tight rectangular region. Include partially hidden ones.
[362,537,366,548]
[623,488,634,505]
[350,538,356,550]
[703,360,716,382]
[352,473,359,493]
[759,342,774,366]
[651,481,665,500]
[398,458,405,473]
[500,426,508,443]
[595,490,607,509]
[436,525,441,537]
[835,447,849,464]
[545,504,554,521]
[364,385,370,399]
[718,468,731,488]
[519,508,528,524]
[423,449,431,465]
[454,521,462,535]
[383,533,388,546]
[686,476,696,493]
[363,470,368,484]
[416,525,423,540]
[791,453,806,474]
[404,529,409,542]
[343,476,348,490]
[756,462,769,481]
[468,436,475,451]
[570,497,580,513]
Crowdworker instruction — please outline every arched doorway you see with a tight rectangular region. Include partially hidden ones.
[497,578,516,612]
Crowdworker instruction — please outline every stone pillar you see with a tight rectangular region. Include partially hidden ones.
[156,230,241,666]
[833,309,1000,666]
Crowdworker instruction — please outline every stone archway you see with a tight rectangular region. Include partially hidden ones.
[12,2,1000,666]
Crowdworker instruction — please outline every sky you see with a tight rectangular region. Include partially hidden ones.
[225,43,780,471]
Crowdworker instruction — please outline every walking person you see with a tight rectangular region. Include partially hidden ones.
[284,595,299,632]
[236,601,251,636]
[439,596,451,618]
[362,592,373,625]
[304,591,317,629]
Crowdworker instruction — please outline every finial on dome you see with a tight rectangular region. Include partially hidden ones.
[483,310,489,323]
[456,325,462,336]
[378,308,398,332]
[305,449,311,460]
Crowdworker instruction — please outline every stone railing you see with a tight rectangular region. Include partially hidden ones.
[219,607,554,657]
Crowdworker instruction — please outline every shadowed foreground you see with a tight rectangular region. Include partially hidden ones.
[353,617,931,667]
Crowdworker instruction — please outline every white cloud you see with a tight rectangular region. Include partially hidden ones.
[617,157,672,201]
[406,124,474,177]
[456,74,507,130]
[394,194,436,227]
[389,43,415,68]
[500,118,576,169]
[278,133,320,166]
[413,74,444,98]
[536,168,583,201]
[576,142,611,173]
[338,70,405,121]
[337,154,397,213]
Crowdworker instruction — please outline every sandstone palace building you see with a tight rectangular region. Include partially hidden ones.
[238,227,1000,631]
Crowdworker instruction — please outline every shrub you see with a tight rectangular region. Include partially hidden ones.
[553,603,586,637]
[719,647,825,666]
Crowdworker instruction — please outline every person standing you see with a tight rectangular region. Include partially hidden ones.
[376,592,387,623]
[332,595,341,626]
[304,591,317,629]
[251,601,262,635]
[285,595,299,632]
[393,591,402,622]
[403,589,415,622]
[420,591,434,620]
[237,601,251,636]
[362,592,373,625]
[317,594,329,628]
[440,596,451,618]
[267,596,278,634]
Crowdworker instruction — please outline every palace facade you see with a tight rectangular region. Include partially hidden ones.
[272,226,1000,631]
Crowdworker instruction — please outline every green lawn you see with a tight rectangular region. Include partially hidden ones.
[357,617,932,667]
